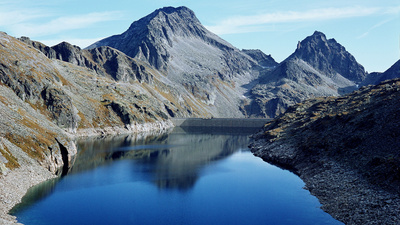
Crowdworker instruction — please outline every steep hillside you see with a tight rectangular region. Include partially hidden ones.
[87,6,260,117]
[248,31,366,118]
[251,78,400,224]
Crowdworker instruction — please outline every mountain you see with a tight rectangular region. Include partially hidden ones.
[247,31,366,118]
[87,6,255,74]
[87,6,260,117]
[291,31,366,82]
[250,78,400,224]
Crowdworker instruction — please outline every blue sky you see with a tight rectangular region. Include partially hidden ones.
[0,0,399,72]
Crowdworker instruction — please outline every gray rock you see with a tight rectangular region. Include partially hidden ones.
[41,86,79,131]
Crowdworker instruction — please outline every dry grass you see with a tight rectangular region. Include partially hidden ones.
[0,143,20,169]
[5,108,59,162]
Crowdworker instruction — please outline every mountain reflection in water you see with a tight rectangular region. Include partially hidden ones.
[12,127,253,213]
[74,128,251,190]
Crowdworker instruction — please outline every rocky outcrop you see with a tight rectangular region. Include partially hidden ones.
[247,31,366,118]
[41,86,80,131]
[250,78,400,224]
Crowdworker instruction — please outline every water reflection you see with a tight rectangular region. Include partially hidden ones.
[134,131,251,190]
[73,128,252,190]
[12,127,252,213]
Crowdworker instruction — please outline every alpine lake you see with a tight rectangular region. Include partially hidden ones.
[10,121,343,225]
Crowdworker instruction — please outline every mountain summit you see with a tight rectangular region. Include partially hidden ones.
[292,31,366,83]
[87,7,206,70]
[248,31,367,118]
[86,6,250,72]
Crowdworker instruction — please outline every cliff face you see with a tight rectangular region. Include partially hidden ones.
[247,31,367,118]
[250,78,400,224]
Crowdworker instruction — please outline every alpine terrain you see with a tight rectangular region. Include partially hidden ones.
[0,5,399,225]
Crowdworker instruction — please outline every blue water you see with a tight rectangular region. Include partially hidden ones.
[11,128,342,225]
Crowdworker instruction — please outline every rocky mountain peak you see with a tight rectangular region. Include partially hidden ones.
[291,31,366,83]
[86,6,237,71]
[85,6,258,118]
[294,31,331,57]
[153,6,199,23]
[127,6,202,38]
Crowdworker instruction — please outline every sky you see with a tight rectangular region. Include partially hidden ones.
[0,0,399,72]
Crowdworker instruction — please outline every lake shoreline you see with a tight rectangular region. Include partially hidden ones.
[0,120,174,225]
[250,135,400,225]
[250,79,400,224]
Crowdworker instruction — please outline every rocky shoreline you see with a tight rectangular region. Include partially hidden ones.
[0,120,174,224]
[250,79,400,224]
[0,164,56,224]
[250,140,400,224]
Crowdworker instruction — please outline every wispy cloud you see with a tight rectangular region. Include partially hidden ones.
[0,0,54,26]
[357,18,395,39]
[0,0,124,38]
[356,5,400,39]
[10,11,123,38]
[0,9,49,27]
[206,6,394,35]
